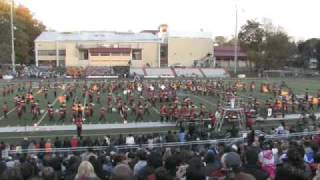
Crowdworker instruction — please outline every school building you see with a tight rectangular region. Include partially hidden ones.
[34,25,213,68]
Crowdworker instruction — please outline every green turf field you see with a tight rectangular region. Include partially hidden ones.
[0,78,319,128]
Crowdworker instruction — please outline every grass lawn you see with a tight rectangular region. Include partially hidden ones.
[0,78,318,128]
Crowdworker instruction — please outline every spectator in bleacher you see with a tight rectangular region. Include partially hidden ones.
[1,167,23,180]
[179,127,186,143]
[41,166,56,180]
[75,161,99,180]
[164,154,179,178]
[276,144,312,180]
[136,151,162,180]
[54,137,62,149]
[186,157,206,180]
[133,150,147,177]
[204,149,221,177]
[63,137,71,148]
[258,141,276,179]
[221,152,255,180]
[242,147,269,180]
[64,156,81,180]
[110,164,133,180]
[71,136,79,150]
[126,134,135,145]
[45,139,53,155]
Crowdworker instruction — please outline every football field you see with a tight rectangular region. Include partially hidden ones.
[0,77,318,140]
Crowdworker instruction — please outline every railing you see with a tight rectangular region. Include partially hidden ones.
[6,131,320,155]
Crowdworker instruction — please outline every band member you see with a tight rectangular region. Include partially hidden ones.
[135,103,144,122]
[16,104,23,120]
[2,88,6,97]
[77,103,83,117]
[107,93,113,105]
[73,116,84,138]
[48,104,54,121]
[99,106,107,121]
[173,106,180,121]
[2,102,8,119]
[88,90,93,103]
[160,104,168,122]
[20,97,26,113]
[96,92,101,104]
[84,104,90,120]
[250,81,256,92]
[190,105,196,121]
[121,103,129,122]
[43,88,48,99]
[53,89,57,98]
[31,102,38,120]
[59,105,66,121]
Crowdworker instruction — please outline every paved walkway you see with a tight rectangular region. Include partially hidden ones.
[0,122,176,133]
[0,112,318,133]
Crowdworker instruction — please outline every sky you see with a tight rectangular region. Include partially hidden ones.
[15,0,320,41]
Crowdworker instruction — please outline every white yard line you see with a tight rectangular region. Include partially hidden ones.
[149,102,160,114]
[36,92,62,125]
[36,82,72,126]
[0,107,16,120]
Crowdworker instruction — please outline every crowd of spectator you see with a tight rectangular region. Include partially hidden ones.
[1,126,320,180]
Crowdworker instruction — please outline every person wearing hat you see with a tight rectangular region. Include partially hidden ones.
[221,152,255,180]
[204,149,221,177]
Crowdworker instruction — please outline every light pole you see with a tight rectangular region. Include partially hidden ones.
[10,0,16,74]
[234,6,238,75]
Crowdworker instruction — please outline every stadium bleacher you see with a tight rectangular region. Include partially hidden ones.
[174,68,204,78]
[129,68,145,76]
[85,66,114,76]
[144,68,175,77]
[201,68,229,78]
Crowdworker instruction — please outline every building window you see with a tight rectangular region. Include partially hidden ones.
[100,53,110,56]
[80,50,89,60]
[111,52,121,56]
[38,50,56,56]
[38,50,66,56]
[59,50,66,56]
[132,49,142,60]
[160,47,167,58]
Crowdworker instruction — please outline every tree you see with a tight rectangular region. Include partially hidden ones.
[238,20,264,71]
[239,19,291,70]
[298,38,320,69]
[0,0,45,65]
[214,36,227,46]
[262,30,290,69]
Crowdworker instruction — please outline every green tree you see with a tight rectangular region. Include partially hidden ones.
[0,0,45,65]
[262,30,290,69]
[298,38,320,69]
[214,36,228,46]
[239,19,291,70]
[238,20,264,71]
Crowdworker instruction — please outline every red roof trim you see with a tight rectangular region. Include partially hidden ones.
[89,48,132,53]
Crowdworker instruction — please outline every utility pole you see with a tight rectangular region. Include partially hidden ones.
[10,0,16,74]
[234,6,238,75]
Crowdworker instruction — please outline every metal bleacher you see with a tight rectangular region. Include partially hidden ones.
[174,68,204,77]
[201,68,229,78]
[130,68,145,77]
[144,68,174,77]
